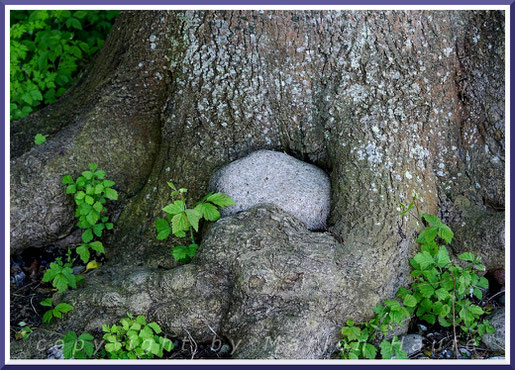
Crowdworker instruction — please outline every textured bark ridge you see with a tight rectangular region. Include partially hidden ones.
[10,10,505,359]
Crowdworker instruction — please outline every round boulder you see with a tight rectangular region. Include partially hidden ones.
[209,150,331,230]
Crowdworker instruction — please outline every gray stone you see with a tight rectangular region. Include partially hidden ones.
[482,308,505,353]
[400,334,423,356]
[11,204,410,359]
[209,150,331,230]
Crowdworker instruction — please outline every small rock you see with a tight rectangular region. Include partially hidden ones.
[72,266,85,275]
[482,308,505,353]
[417,324,427,333]
[47,344,64,359]
[209,150,331,230]
[218,344,231,356]
[492,269,505,286]
[400,334,423,356]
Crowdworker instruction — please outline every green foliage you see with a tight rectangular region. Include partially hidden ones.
[101,313,174,359]
[340,195,495,359]
[41,251,84,293]
[155,181,235,263]
[40,298,74,324]
[34,133,46,145]
[15,321,33,340]
[10,10,119,120]
[63,163,116,263]
[61,331,95,359]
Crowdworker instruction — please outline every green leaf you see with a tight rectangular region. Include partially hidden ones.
[459,252,476,262]
[30,89,43,101]
[94,184,104,194]
[413,251,434,270]
[34,133,46,145]
[435,288,449,301]
[468,305,484,316]
[75,191,85,201]
[162,200,185,215]
[384,299,401,311]
[206,193,236,207]
[162,337,174,352]
[422,214,441,226]
[438,224,454,244]
[92,201,103,213]
[435,246,451,268]
[171,245,189,262]
[89,241,104,254]
[439,304,451,318]
[42,310,54,324]
[403,294,417,308]
[86,210,99,226]
[155,218,171,240]
[185,208,201,232]
[187,243,199,258]
[81,229,93,243]
[55,303,74,313]
[476,276,489,289]
[66,185,76,194]
[42,265,59,282]
[417,284,435,298]
[473,288,483,300]
[93,223,104,237]
[94,170,106,179]
[82,171,94,180]
[147,322,162,334]
[424,226,439,243]
[362,343,377,359]
[422,313,436,325]
[103,180,115,187]
[53,274,70,293]
[172,213,189,235]
[341,326,361,341]
[104,187,118,200]
[40,298,53,307]
[62,175,74,185]
[88,163,98,171]
[76,244,90,263]
[195,203,220,221]
[105,222,114,230]
[379,340,393,359]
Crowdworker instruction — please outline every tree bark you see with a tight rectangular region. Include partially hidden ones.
[10,10,505,358]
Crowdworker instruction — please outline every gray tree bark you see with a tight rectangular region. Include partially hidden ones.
[10,10,505,359]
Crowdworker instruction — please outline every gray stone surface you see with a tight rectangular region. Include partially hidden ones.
[482,308,505,354]
[400,334,423,356]
[209,150,331,230]
[11,204,409,359]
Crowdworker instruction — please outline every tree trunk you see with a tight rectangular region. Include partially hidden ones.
[10,10,505,359]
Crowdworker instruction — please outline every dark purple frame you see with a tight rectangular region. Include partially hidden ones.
[1,0,513,369]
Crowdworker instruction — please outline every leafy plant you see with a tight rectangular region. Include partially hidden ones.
[41,251,84,293]
[40,298,74,324]
[102,313,174,359]
[34,133,46,145]
[15,321,33,340]
[155,182,235,263]
[61,331,95,359]
[10,10,119,120]
[339,193,494,359]
[62,163,117,263]
[76,241,105,265]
